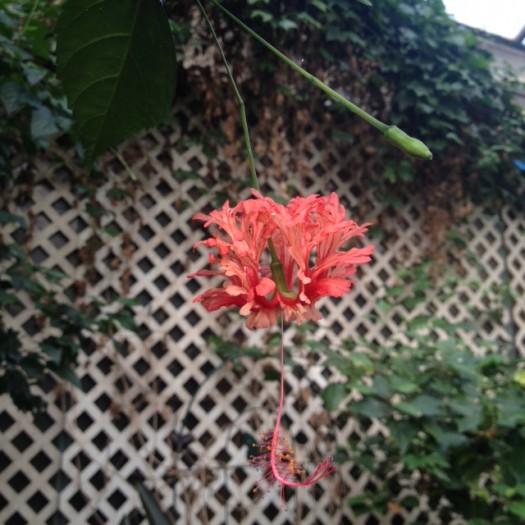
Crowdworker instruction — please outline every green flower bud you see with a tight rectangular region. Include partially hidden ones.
[384,126,433,160]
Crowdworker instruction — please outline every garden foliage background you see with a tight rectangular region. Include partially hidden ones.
[1,0,524,524]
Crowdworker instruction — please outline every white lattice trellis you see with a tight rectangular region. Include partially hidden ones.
[1,97,523,525]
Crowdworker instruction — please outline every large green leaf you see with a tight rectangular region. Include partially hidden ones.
[56,0,176,164]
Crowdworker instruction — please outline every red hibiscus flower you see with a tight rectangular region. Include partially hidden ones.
[188,191,373,329]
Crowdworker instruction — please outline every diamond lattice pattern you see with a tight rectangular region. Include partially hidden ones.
[1,100,523,525]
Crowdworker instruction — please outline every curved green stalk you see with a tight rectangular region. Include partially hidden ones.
[207,0,432,160]
[196,0,260,190]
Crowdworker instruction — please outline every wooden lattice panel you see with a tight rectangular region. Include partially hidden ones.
[1,98,523,525]
[502,206,525,355]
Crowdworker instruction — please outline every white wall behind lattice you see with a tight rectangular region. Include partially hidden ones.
[1,99,523,525]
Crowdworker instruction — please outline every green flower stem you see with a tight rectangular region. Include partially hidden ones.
[196,0,260,191]
[207,0,432,160]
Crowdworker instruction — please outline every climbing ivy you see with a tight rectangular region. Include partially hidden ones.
[325,0,524,203]
[0,1,138,413]
[0,1,71,182]
[0,212,137,413]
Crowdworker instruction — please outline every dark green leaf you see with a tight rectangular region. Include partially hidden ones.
[385,285,405,297]
[106,187,130,201]
[376,299,391,313]
[102,227,119,238]
[0,211,27,229]
[250,10,273,23]
[425,423,467,451]
[457,411,483,433]
[31,105,61,139]
[372,374,393,398]
[311,0,328,12]
[22,62,47,85]
[19,355,46,381]
[395,401,422,417]
[40,342,63,364]
[333,447,350,463]
[389,420,417,453]
[391,377,418,394]
[10,275,45,295]
[347,495,372,516]
[109,310,138,332]
[322,383,347,411]
[305,340,329,351]
[117,297,140,307]
[41,267,68,284]
[509,501,525,520]
[48,363,81,388]
[409,395,443,417]
[348,352,374,372]
[497,394,525,427]
[352,397,390,418]
[263,368,280,381]
[406,315,431,331]
[56,0,177,164]
[278,19,298,30]
[400,495,419,510]
[2,330,23,362]
[403,452,448,472]
[402,296,426,310]
[0,82,24,115]
[349,382,375,395]
[241,432,258,460]
[85,202,106,219]
[0,291,21,307]
[516,484,525,497]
